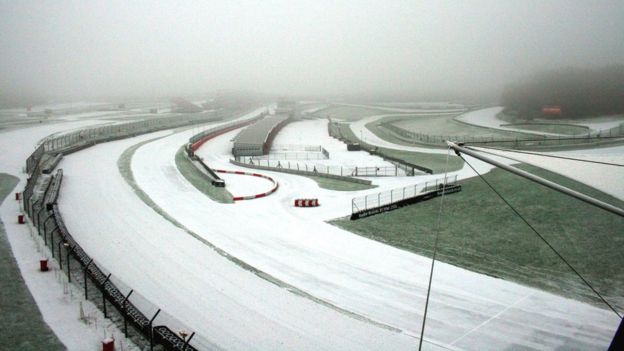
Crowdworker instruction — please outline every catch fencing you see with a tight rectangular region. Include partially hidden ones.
[22,124,209,350]
[235,157,408,177]
[352,175,458,213]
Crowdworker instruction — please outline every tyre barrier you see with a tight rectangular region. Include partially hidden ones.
[294,199,320,207]
[213,169,279,201]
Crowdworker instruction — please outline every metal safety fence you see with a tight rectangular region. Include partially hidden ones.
[352,175,458,213]
[23,128,204,350]
[26,112,220,175]
[235,157,408,177]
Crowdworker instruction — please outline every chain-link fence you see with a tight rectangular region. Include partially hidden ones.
[352,175,458,213]
[235,157,408,177]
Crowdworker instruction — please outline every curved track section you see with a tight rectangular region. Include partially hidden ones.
[58,129,420,350]
[131,122,619,349]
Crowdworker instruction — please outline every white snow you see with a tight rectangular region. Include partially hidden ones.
[0,121,140,350]
[2,111,621,350]
[472,146,624,200]
[128,119,619,349]
[453,107,570,137]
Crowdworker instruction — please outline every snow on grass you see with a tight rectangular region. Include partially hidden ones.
[474,146,624,200]
[0,120,143,351]
[59,130,424,351]
[134,121,619,349]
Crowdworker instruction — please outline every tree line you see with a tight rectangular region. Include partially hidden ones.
[502,65,624,118]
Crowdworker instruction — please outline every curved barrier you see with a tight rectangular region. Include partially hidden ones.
[213,169,278,201]
[190,113,265,152]
[23,130,200,350]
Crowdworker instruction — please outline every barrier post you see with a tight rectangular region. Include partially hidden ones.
[102,273,112,318]
[122,290,134,337]
[149,309,161,351]
[64,243,72,282]
[84,259,93,299]
[57,240,63,270]
[183,332,196,350]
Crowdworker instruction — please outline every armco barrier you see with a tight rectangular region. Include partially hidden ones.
[213,169,278,201]
[229,159,372,186]
[27,112,220,176]
[23,128,202,350]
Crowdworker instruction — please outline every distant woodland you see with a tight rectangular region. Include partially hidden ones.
[502,65,624,118]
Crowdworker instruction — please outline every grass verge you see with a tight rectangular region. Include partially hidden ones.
[330,164,624,310]
[0,173,65,351]
[174,147,233,203]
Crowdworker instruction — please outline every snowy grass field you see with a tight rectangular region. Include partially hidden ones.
[312,105,402,121]
[332,164,624,310]
[500,122,590,135]
[1,105,622,350]
[333,122,465,173]
[0,173,65,350]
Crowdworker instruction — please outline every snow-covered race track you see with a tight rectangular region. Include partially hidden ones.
[55,117,619,350]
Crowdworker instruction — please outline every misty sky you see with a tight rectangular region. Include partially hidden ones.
[1,0,623,100]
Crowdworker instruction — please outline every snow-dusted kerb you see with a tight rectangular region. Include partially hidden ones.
[214,169,278,201]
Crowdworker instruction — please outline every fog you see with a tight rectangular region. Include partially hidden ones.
[1,0,623,102]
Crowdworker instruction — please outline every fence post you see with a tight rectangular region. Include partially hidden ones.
[123,290,134,337]
[57,239,63,269]
[84,259,93,299]
[149,309,161,351]
[65,244,73,282]
[102,273,112,318]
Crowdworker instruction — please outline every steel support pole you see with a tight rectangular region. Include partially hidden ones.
[447,141,624,218]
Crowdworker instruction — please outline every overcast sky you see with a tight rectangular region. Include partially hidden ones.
[1,0,623,100]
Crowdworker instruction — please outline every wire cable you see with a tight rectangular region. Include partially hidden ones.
[470,145,624,167]
[460,154,622,319]
[418,146,452,350]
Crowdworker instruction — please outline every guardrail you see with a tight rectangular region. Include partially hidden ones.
[26,112,220,176]
[351,175,459,219]
[23,126,205,350]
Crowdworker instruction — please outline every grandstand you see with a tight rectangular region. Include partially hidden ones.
[232,113,291,156]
